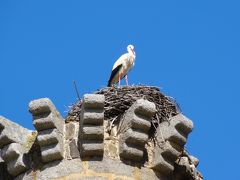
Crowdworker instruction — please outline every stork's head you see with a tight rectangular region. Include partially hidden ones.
[127,44,135,56]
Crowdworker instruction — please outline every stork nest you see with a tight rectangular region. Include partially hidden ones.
[66,86,181,125]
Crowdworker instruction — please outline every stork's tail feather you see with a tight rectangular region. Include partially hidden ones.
[107,64,122,87]
[107,81,112,87]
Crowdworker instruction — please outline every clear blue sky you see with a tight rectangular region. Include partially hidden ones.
[0,1,239,179]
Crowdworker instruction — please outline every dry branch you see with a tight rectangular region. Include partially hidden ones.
[65,85,180,125]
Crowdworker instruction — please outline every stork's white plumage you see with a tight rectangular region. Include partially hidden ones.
[108,45,136,87]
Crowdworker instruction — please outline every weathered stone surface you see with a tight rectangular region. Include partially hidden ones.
[0,117,31,176]
[151,114,194,175]
[141,167,169,180]
[29,98,64,164]
[29,98,64,132]
[82,126,104,140]
[83,94,105,109]
[37,128,62,146]
[29,98,60,116]
[33,117,64,132]
[158,114,193,146]
[41,144,63,163]
[189,155,199,167]
[16,159,83,180]
[14,172,33,180]
[7,154,28,176]
[65,122,79,160]
[1,143,23,162]
[1,146,29,177]
[119,99,156,162]
[174,155,203,180]
[39,159,83,180]
[119,143,143,161]
[0,162,13,180]
[124,128,149,145]
[178,156,189,167]
[152,141,181,174]
[0,91,201,180]
[80,94,105,158]
[88,158,135,177]
[133,99,157,117]
[69,139,80,159]
[81,143,104,157]
[65,122,76,140]
[82,112,104,125]
[118,99,156,135]
[172,156,201,180]
[131,115,152,132]
[38,134,64,163]
[0,116,32,148]
[78,177,108,180]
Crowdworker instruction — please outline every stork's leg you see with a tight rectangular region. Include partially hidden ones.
[125,74,129,86]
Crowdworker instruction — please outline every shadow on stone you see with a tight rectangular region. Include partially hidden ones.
[0,162,14,180]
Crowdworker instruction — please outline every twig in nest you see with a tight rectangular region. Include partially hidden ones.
[107,116,118,133]
[66,85,180,140]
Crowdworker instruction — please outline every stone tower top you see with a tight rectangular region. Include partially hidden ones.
[0,86,202,180]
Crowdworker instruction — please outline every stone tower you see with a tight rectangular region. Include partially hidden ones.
[0,86,202,180]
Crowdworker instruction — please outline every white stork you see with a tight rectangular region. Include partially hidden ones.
[107,44,136,87]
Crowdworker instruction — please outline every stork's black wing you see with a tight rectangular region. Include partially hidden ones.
[107,64,122,87]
